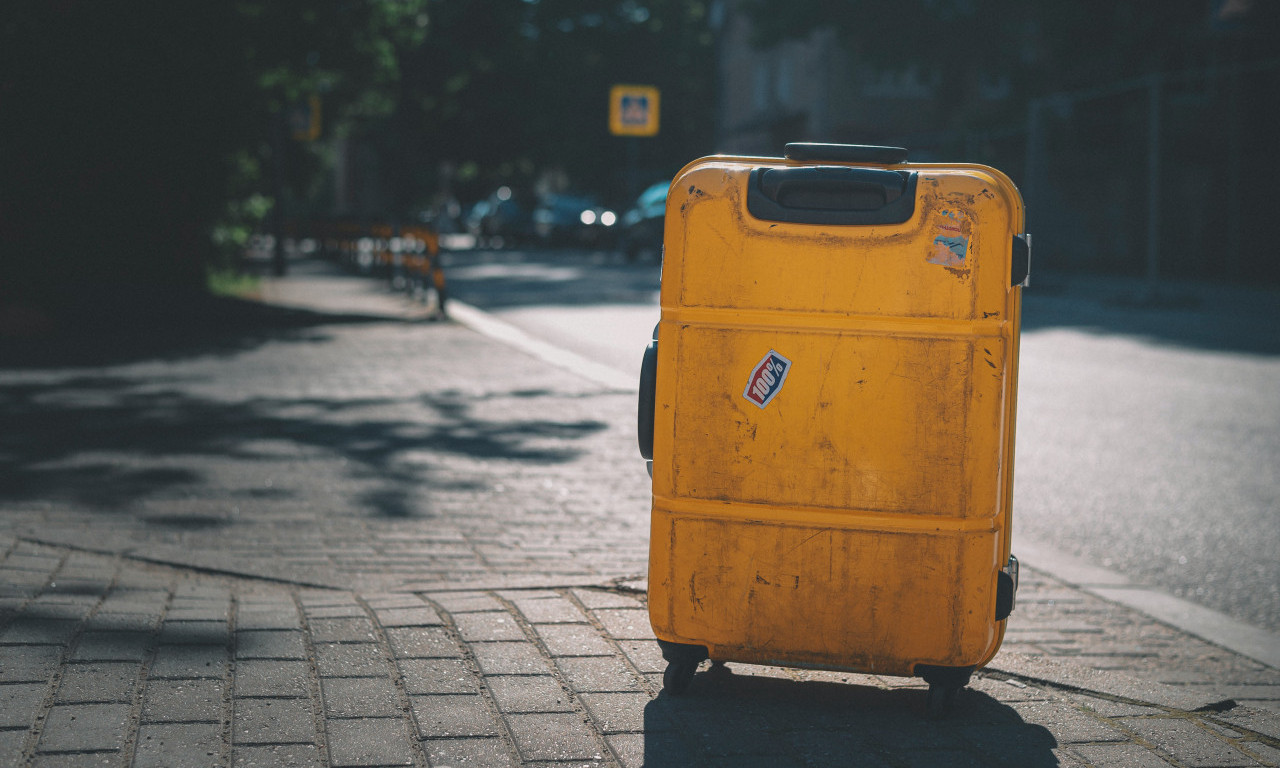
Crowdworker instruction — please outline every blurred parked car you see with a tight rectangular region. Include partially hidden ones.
[532,193,617,247]
[617,180,669,262]
[465,186,535,247]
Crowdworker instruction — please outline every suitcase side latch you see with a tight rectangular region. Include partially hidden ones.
[996,554,1019,621]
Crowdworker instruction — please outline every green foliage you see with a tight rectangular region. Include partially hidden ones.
[380,0,719,208]
[0,0,427,308]
[0,0,718,312]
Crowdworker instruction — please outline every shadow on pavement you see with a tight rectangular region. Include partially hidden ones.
[0,295,398,370]
[1021,273,1280,357]
[0,375,606,517]
[642,667,1058,767]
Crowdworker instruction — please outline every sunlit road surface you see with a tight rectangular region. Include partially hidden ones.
[445,247,1280,634]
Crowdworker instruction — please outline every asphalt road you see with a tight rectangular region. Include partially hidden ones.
[443,246,1280,632]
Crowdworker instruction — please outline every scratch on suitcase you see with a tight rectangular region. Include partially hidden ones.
[787,529,829,557]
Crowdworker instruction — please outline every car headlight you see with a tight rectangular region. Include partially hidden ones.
[600,210,617,227]
[579,210,597,226]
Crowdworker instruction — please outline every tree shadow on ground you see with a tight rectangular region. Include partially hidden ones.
[643,667,1058,767]
[0,294,398,370]
[1021,273,1280,357]
[0,375,605,517]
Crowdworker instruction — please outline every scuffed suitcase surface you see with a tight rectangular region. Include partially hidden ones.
[647,147,1025,679]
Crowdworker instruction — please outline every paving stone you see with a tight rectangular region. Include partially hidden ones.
[234,698,316,745]
[893,751,986,768]
[422,737,518,768]
[372,606,442,628]
[324,717,415,767]
[236,631,307,660]
[1060,691,1161,717]
[512,597,588,624]
[2,554,61,573]
[431,593,505,614]
[0,617,80,644]
[610,732,713,768]
[141,678,226,723]
[410,694,501,738]
[158,619,230,645]
[37,702,131,752]
[397,657,478,695]
[579,692,658,734]
[505,712,605,761]
[70,631,151,662]
[132,721,224,768]
[384,626,463,659]
[150,644,229,679]
[303,605,366,620]
[1071,742,1185,767]
[0,681,49,727]
[237,609,304,632]
[471,641,551,675]
[307,618,377,644]
[320,677,401,718]
[557,656,644,693]
[31,754,129,767]
[1009,700,1127,743]
[55,662,139,703]
[605,733,647,768]
[1221,708,1280,741]
[1122,717,1258,767]
[453,612,525,642]
[592,609,653,640]
[166,602,231,623]
[86,612,160,632]
[232,743,323,767]
[784,730,891,767]
[572,589,645,610]
[313,643,386,678]
[233,660,310,702]
[535,624,615,657]
[1240,741,1280,765]
[486,674,574,714]
[618,640,665,674]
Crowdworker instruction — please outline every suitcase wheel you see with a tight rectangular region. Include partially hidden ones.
[657,639,708,696]
[917,665,974,719]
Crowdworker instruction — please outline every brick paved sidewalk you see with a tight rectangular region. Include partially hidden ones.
[1,256,1277,766]
[3,538,1278,767]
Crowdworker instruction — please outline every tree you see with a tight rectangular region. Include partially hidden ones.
[0,1,424,318]
[369,0,719,211]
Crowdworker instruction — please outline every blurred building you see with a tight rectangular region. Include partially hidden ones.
[712,1,1280,284]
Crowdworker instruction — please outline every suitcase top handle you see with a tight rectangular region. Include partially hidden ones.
[747,165,919,226]
[785,143,908,165]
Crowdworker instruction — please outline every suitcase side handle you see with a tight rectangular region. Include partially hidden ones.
[747,166,918,226]
[784,142,908,164]
[637,328,658,461]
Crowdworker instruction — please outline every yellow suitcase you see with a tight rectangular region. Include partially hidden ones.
[637,143,1029,714]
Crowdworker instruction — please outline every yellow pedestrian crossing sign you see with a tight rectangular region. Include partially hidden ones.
[610,85,660,137]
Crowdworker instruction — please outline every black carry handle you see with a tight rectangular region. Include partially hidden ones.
[749,142,916,225]
[784,142,909,165]
[748,166,918,226]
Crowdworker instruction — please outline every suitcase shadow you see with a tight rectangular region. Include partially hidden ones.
[641,665,1059,767]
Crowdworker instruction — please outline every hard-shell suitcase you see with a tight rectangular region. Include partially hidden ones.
[637,143,1029,714]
